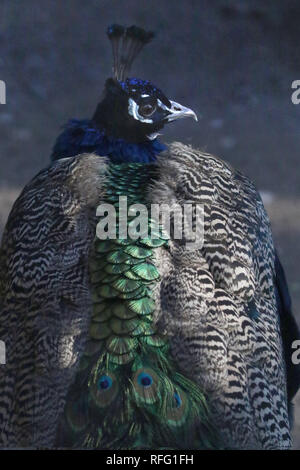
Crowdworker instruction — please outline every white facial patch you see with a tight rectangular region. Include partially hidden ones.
[156,98,171,112]
[147,132,162,141]
[128,98,153,124]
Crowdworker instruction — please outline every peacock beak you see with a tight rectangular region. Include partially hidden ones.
[165,100,198,123]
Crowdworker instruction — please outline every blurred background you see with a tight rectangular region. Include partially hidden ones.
[0,0,299,447]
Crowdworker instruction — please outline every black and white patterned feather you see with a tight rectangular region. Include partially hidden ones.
[0,143,298,448]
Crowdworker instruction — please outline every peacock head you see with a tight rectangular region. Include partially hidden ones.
[92,24,197,143]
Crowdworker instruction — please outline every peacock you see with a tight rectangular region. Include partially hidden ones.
[0,24,299,450]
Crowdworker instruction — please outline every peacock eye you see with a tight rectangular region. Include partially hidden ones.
[139,103,156,117]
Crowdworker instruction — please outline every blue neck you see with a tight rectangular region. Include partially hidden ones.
[51,119,167,164]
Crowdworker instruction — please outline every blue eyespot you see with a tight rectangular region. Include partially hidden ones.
[137,372,153,387]
[97,375,113,391]
[174,392,182,408]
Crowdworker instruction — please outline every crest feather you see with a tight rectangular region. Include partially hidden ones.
[107,24,154,81]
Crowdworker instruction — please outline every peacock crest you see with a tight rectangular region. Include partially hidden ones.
[107,24,154,81]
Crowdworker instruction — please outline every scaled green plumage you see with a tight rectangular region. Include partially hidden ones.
[57,163,220,449]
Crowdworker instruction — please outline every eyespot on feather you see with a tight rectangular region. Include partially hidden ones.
[165,389,189,427]
[132,368,159,404]
[90,371,119,408]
